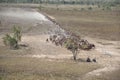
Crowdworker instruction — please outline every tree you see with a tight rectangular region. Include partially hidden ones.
[70,43,79,60]
[65,38,79,61]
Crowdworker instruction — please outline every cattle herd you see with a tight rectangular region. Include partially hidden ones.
[46,33,95,51]
[46,33,96,61]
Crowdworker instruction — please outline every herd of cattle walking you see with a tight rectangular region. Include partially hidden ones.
[46,33,95,50]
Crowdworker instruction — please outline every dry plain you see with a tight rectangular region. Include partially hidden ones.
[0,4,120,80]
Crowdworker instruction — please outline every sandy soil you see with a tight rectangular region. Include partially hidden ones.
[0,6,120,79]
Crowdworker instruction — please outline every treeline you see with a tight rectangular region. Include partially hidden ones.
[0,0,119,6]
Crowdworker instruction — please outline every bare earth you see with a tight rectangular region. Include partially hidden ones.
[0,6,120,80]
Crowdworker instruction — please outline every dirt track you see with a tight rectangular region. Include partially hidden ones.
[0,6,120,79]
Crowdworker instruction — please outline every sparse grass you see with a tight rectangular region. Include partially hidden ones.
[0,45,31,57]
[0,57,100,80]
[0,44,100,80]
[84,69,120,80]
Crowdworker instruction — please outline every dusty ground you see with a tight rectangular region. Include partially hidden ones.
[0,4,120,80]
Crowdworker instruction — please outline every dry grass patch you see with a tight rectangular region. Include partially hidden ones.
[83,69,120,80]
[0,57,100,80]
[0,45,31,57]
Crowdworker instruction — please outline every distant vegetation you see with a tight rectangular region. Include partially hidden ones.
[3,26,22,49]
[0,0,119,6]
[0,0,119,11]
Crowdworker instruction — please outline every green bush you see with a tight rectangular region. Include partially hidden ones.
[3,34,18,49]
[3,34,10,46]
[13,26,21,42]
[3,26,22,49]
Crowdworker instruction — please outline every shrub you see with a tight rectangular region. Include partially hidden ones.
[3,34,18,49]
[3,26,22,49]
[13,26,21,42]
[3,34,11,46]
